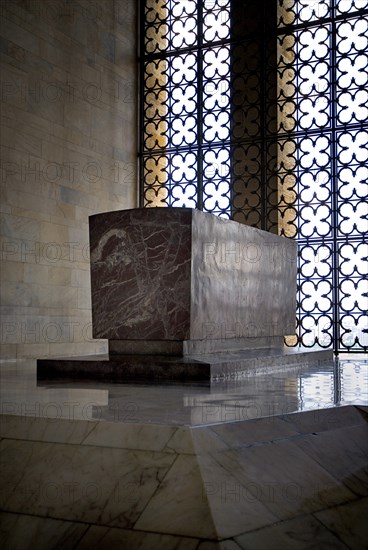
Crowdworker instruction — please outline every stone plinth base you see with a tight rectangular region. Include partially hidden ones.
[37,348,332,382]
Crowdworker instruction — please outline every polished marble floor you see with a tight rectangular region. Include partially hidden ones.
[0,357,367,425]
[0,357,367,549]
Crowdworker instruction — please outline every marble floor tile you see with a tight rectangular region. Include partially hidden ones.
[208,416,298,449]
[197,540,243,550]
[0,414,97,445]
[195,451,278,538]
[0,359,367,547]
[293,425,368,497]
[280,405,366,436]
[163,426,195,454]
[0,364,109,422]
[190,426,231,454]
[234,514,349,549]
[357,405,368,416]
[210,437,355,521]
[75,524,199,550]
[135,454,218,539]
[82,421,176,451]
[314,497,368,550]
[0,511,88,550]
[344,421,368,456]
[0,438,48,502]
[0,439,175,529]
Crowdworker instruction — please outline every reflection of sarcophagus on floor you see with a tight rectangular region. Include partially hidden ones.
[38,208,332,381]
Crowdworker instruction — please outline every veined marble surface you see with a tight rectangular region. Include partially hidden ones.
[89,208,298,343]
[0,358,367,548]
[0,405,367,546]
[90,208,192,340]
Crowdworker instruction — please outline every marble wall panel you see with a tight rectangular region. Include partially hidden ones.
[0,0,138,359]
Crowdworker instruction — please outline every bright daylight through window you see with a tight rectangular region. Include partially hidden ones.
[140,0,368,353]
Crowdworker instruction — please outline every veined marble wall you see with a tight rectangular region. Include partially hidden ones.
[0,0,137,359]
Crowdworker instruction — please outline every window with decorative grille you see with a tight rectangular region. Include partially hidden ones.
[139,0,368,353]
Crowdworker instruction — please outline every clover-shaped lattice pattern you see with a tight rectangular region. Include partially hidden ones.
[141,0,367,352]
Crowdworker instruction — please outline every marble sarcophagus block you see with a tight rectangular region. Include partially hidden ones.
[89,208,298,356]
